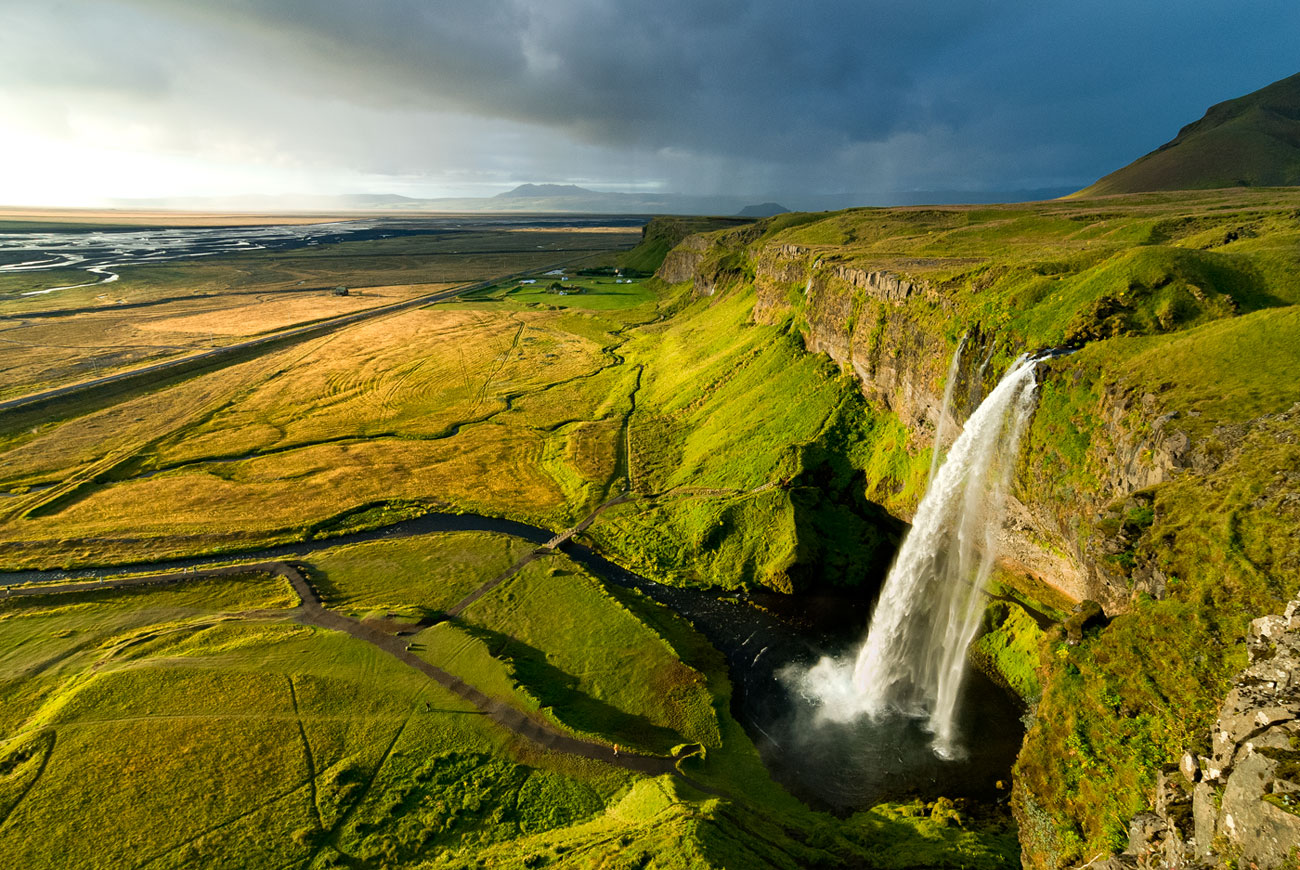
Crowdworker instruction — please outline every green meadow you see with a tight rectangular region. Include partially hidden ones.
[3,189,1299,867]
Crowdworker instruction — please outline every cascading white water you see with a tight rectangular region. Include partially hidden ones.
[796,353,1040,759]
[927,335,967,485]
[854,354,1040,756]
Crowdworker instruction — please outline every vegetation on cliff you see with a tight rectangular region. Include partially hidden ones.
[644,187,1300,867]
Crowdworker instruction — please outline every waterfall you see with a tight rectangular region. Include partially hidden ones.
[927,335,967,485]
[796,353,1040,759]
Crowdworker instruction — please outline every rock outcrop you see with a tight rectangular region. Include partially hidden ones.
[656,234,711,285]
[658,231,1289,612]
[741,239,1140,605]
[1091,600,1300,870]
[751,242,961,436]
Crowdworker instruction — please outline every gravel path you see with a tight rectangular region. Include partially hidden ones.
[3,557,722,794]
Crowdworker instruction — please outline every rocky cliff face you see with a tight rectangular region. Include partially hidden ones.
[752,243,950,435]
[656,234,712,286]
[1096,600,1300,870]
[664,237,1200,609]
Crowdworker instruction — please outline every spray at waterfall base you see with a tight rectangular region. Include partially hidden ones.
[785,353,1042,764]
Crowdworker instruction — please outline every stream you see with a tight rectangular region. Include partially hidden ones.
[0,511,1024,812]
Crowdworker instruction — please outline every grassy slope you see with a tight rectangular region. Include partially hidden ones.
[0,573,639,869]
[584,278,912,592]
[617,217,753,275]
[1076,71,1300,196]
[709,189,1300,867]
[1012,312,1300,867]
[0,537,1020,869]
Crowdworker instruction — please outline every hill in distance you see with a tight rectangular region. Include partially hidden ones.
[492,183,594,198]
[112,185,1076,217]
[1076,70,1300,196]
[736,202,790,217]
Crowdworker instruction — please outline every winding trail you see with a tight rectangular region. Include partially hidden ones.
[0,257,594,419]
[1,557,719,793]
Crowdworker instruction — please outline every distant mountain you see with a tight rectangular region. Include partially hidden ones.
[113,187,753,216]
[1076,71,1300,196]
[493,183,595,198]
[112,185,1080,217]
[737,202,790,217]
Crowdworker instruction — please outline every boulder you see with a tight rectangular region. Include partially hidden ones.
[1108,597,1300,869]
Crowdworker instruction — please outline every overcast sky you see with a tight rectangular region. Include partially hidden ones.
[1,0,1297,207]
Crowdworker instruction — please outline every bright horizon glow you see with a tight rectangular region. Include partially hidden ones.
[0,111,670,208]
[0,128,653,209]
[2,1,1296,210]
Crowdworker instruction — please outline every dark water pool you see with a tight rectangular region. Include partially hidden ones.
[1,511,1024,811]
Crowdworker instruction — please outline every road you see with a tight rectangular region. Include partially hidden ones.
[0,258,586,417]
[3,558,719,791]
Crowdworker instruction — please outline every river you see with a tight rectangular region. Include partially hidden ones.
[0,511,1023,811]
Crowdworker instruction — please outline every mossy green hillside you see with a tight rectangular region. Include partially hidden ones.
[0,574,635,869]
[617,216,753,275]
[656,190,1300,868]
[990,311,1298,864]
[0,543,1022,869]
[458,779,1019,870]
[309,532,534,617]
[425,553,722,755]
[585,278,918,592]
[1075,71,1300,196]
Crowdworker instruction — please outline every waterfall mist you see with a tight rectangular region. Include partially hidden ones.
[791,353,1040,759]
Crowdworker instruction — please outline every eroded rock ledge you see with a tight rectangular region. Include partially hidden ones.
[657,233,1287,612]
[1096,600,1300,870]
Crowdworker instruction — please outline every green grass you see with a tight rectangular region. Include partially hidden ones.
[1010,315,1300,866]
[583,276,915,592]
[617,217,754,275]
[503,275,658,310]
[1104,304,1300,436]
[971,598,1047,702]
[309,532,533,616]
[0,545,1021,869]
[0,574,645,868]
[455,555,721,753]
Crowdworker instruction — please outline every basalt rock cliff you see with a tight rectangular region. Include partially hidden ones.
[661,229,1200,612]
[649,191,1300,868]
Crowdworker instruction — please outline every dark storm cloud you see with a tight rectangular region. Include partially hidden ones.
[129,0,1006,155]
[5,0,1300,197]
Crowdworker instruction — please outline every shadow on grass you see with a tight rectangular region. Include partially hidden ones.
[451,619,683,754]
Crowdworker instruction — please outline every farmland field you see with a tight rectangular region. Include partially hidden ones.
[0,211,1023,868]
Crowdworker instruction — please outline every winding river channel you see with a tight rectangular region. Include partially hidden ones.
[0,512,1023,811]
[0,216,648,296]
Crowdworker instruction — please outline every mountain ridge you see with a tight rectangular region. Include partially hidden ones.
[1075,71,1300,196]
